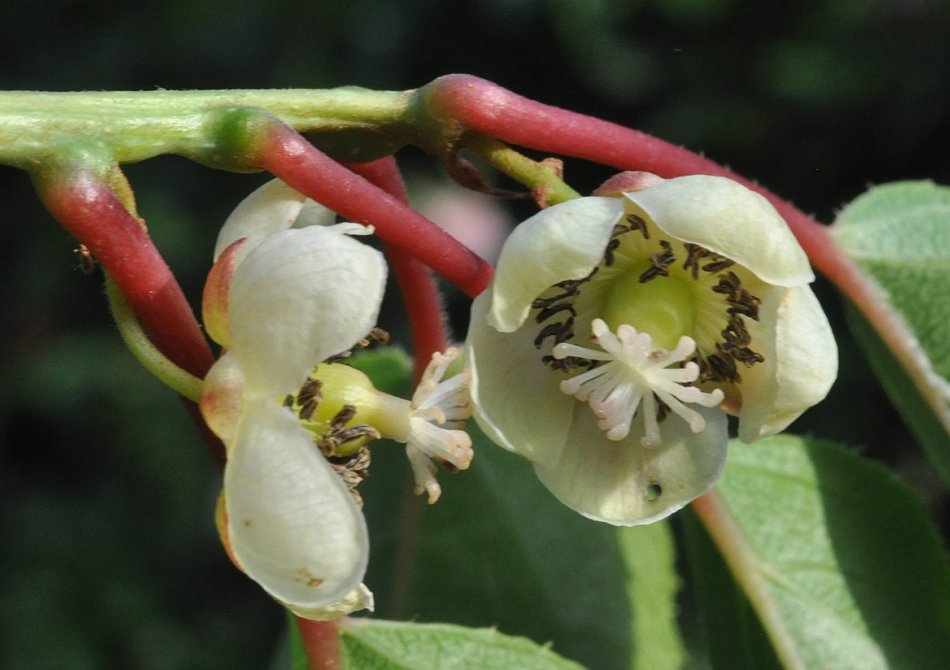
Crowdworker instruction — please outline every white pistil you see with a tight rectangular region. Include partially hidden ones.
[553,319,724,447]
[405,348,474,504]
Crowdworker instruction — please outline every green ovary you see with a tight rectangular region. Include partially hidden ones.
[602,265,695,350]
[308,363,411,448]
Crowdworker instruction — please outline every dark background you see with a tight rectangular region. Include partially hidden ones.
[2,1,949,668]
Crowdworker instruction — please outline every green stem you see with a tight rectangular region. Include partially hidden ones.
[461,133,581,206]
[106,275,203,402]
[0,88,412,169]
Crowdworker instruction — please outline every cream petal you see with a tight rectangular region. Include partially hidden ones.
[228,226,386,397]
[533,404,728,525]
[289,583,374,621]
[488,196,624,332]
[200,352,246,446]
[214,179,308,260]
[738,285,837,442]
[225,398,370,613]
[623,175,814,287]
[467,293,572,470]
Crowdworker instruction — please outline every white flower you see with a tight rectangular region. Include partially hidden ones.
[201,180,473,618]
[466,175,837,525]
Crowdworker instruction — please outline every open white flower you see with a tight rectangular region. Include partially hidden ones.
[201,180,473,619]
[467,174,837,525]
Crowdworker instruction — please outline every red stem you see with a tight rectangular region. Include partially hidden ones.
[422,77,937,408]
[345,157,449,381]
[36,169,213,378]
[421,75,831,270]
[296,618,343,670]
[36,168,225,463]
[256,122,493,299]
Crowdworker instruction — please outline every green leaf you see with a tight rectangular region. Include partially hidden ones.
[361,422,688,669]
[690,435,950,669]
[338,619,584,669]
[347,347,413,397]
[618,523,687,670]
[831,181,950,478]
[843,303,950,481]
[682,508,783,670]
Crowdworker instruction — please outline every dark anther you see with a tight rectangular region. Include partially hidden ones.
[721,316,751,348]
[638,240,676,283]
[542,354,599,372]
[702,257,736,273]
[357,327,390,348]
[324,425,382,450]
[329,404,358,433]
[535,302,577,323]
[730,346,765,367]
[682,243,709,279]
[296,378,324,421]
[327,447,372,508]
[703,351,741,384]
[713,271,761,321]
[604,237,621,267]
[625,213,650,239]
[533,318,575,349]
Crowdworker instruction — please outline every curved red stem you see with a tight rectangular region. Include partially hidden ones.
[345,157,449,382]
[256,122,493,299]
[36,169,213,377]
[296,618,343,670]
[421,75,833,271]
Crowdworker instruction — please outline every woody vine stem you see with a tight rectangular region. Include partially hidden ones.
[0,74,922,667]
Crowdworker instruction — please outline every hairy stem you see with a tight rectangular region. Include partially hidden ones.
[417,74,949,439]
[250,115,493,298]
[344,156,435,620]
[105,275,203,401]
[34,167,213,378]
[345,156,450,381]
[296,618,343,670]
[461,133,580,207]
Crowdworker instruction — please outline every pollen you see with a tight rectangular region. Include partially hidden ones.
[552,319,725,447]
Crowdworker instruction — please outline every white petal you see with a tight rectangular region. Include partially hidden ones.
[488,196,624,332]
[228,226,386,397]
[200,352,246,445]
[467,293,572,469]
[534,404,728,525]
[738,285,838,442]
[289,583,374,621]
[225,398,369,612]
[214,179,307,261]
[623,175,814,287]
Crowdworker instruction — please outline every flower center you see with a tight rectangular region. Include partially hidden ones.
[552,319,724,446]
[602,262,695,352]
[284,348,473,506]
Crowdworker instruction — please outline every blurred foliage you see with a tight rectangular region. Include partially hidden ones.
[2,0,949,667]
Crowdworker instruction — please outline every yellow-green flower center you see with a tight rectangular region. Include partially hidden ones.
[603,262,695,351]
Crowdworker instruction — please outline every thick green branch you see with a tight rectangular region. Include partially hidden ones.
[0,87,412,169]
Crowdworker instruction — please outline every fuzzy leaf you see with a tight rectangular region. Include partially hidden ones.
[687,435,950,669]
[338,619,584,670]
[832,181,950,479]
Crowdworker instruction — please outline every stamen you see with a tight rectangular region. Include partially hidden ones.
[552,319,724,446]
[638,240,675,283]
[405,348,474,504]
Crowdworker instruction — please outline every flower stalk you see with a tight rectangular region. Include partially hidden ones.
[33,166,214,379]
[345,157,450,381]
